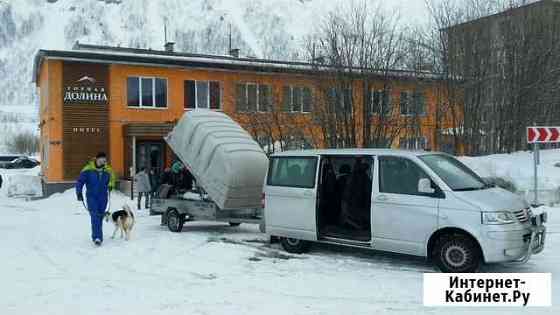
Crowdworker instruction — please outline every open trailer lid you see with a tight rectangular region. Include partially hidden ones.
[165,110,268,210]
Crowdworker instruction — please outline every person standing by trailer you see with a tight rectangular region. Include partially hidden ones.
[134,167,151,210]
[148,168,159,200]
[160,167,173,186]
[76,152,116,246]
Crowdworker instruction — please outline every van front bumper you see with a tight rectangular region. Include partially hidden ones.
[482,212,547,263]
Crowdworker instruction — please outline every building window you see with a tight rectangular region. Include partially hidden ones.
[400,91,412,115]
[236,83,272,112]
[400,90,426,116]
[414,91,426,116]
[399,136,427,150]
[283,86,312,113]
[184,80,221,110]
[370,89,391,116]
[127,77,167,108]
[327,87,352,113]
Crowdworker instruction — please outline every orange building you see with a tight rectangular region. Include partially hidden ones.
[33,42,453,195]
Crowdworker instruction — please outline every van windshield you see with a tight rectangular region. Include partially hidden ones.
[419,154,487,191]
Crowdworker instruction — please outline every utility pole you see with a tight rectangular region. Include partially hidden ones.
[164,18,168,43]
[228,21,232,53]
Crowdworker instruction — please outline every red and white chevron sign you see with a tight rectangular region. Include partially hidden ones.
[527,127,560,143]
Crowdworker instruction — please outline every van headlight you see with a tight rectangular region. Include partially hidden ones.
[482,211,516,225]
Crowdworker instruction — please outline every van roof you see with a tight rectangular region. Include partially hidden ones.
[270,148,440,157]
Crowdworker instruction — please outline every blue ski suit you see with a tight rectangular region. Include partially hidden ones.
[76,160,116,242]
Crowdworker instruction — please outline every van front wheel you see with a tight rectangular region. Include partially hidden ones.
[432,233,481,273]
[280,237,311,254]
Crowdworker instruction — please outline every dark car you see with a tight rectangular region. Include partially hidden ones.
[0,155,21,162]
[1,157,40,169]
[0,155,21,169]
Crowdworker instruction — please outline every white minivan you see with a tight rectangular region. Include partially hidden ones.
[263,149,547,272]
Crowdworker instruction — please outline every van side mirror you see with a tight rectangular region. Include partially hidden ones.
[418,178,435,194]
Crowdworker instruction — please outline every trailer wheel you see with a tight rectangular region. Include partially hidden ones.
[228,222,241,227]
[280,237,311,254]
[167,209,184,233]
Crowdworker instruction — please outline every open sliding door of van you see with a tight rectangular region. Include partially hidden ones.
[265,156,319,241]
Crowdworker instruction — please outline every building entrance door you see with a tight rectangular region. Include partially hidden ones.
[136,141,165,176]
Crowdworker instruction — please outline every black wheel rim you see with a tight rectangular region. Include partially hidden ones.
[168,213,179,231]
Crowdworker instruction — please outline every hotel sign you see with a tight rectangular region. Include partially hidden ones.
[62,62,110,180]
[63,75,108,105]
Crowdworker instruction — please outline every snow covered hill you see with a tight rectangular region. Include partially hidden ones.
[0,0,429,114]
[0,0,341,112]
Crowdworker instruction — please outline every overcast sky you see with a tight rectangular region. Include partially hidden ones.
[389,0,431,25]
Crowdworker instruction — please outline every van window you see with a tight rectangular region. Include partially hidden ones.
[379,156,430,195]
[419,154,486,191]
[267,157,317,188]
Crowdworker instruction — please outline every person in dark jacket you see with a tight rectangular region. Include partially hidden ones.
[170,161,194,192]
[0,173,3,189]
[148,168,159,198]
[340,159,372,229]
[319,161,338,225]
[335,164,352,219]
[76,152,116,246]
[160,167,173,186]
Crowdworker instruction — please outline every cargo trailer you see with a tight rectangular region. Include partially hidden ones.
[150,110,268,232]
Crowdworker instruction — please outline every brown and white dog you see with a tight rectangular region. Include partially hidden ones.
[104,204,135,241]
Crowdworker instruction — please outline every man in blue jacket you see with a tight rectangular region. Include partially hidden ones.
[76,152,116,246]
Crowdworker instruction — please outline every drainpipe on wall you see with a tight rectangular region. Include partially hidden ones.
[131,136,136,200]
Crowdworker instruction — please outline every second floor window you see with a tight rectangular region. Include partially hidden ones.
[283,86,312,113]
[184,80,221,110]
[127,77,167,108]
[400,90,426,116]
[370,89,392,116]
[327,87,353,113]
[236,83,272,112]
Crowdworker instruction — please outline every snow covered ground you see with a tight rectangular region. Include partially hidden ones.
[1,150,560,314]
[1,189,558,315]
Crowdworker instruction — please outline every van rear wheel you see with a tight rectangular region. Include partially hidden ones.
[280,237,311,254]
[432,233,481,273]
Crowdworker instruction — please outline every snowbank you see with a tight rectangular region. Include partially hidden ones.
[0,166,42,198]
[459,149,560,205]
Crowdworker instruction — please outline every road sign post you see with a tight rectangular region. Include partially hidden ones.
[533,142,539,206]
[527,126,560,206]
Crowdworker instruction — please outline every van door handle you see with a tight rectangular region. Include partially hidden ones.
[376,195,388,202]
[302,191,313,197]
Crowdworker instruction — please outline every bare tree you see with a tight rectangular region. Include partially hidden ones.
[5,131,39,155]
[425,0,560,155]
[306,0,410,149]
